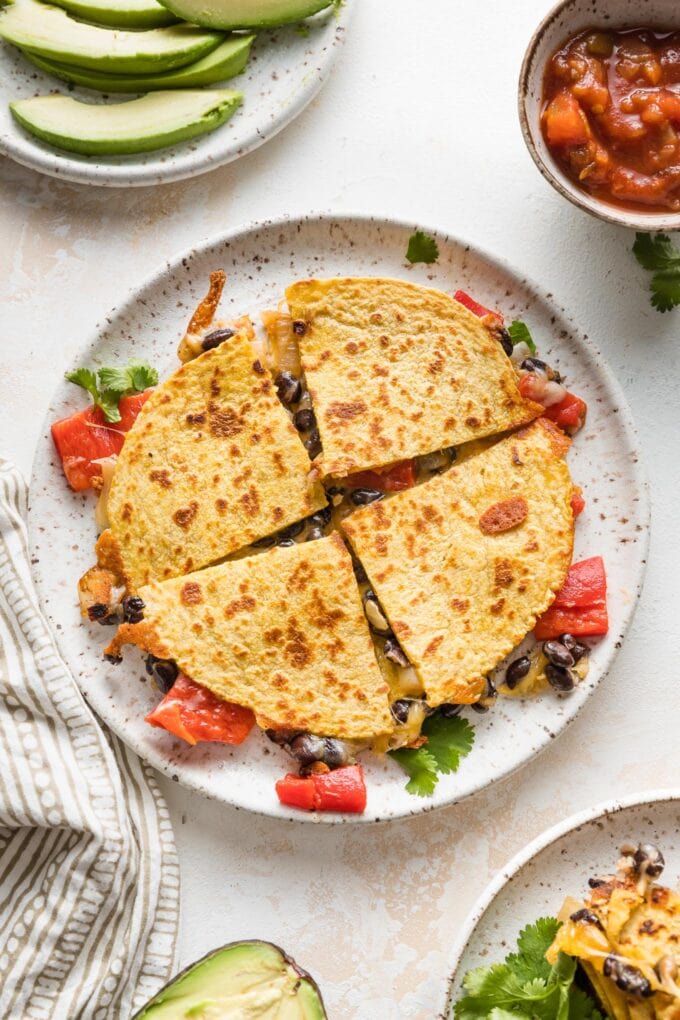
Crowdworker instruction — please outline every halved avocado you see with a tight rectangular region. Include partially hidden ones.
[47,0,178,28]
[133,941,327,1019]
[155,0,333,30]
[10,89,242,155]
[23,34,254,92]
[0,0,224,74]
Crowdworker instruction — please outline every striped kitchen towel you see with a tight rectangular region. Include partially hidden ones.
[0,461,180,1020]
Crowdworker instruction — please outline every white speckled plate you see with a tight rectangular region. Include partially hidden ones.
[441,790,680,1019]
[0,3,352,187]
[28,213,648,823]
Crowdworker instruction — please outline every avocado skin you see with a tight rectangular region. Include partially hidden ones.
[132,940,327,1019]
[10,89,242,156]
[48,0,179,28]
[156,0,333,30]
[22,34,254,92]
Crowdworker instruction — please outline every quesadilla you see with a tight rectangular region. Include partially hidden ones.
[285,277,542,478]
[104,330,326,591]
[105,533,393,742]
[341,419,575,707]
[546,844,680,1020]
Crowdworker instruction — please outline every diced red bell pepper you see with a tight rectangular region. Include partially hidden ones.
[51,390,152,492]
[344,459,417,492]
[544,391,587,434]
[535,556,608,639]
[571,487,586,518]
[145,674,255,746]
[275,764,367,814]
[453,290,503,324]
[543,90,591,147]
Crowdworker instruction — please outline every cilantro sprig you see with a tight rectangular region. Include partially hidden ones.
[66,360,158,423]
[389,711,474,796]
[454,918,602,1020]
[405,229,440,266]
[507,320,537,355]
[632,232,680,312]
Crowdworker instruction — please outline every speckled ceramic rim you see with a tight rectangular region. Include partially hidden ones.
[439,788,680,1018]
[518,0,680,231]
[0,0,354,188]
[29,211,650,824]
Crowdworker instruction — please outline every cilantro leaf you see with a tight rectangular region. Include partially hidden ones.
[507,320,537,355]
[454,918,602,1020]
[389,711,475,795]
[405,229,439,265]
[65,358,157,423]
[632,232,680,312]
[388,746,438,796]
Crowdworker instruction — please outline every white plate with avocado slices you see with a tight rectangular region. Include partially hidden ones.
[441,790,680,1019]
[28,213,648,823]
[0,0,352,186]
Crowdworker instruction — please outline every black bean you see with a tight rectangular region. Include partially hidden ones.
[290,733,325,766]
[104,652,122,665]
[294,408,316,432]
[588,877,607,888]
[384,639,409,667]
[363,590,391,634]
[87,602,109,622]
[603,956,653,998]
[311,505,332,526]
[543,640,575,669]
[505,655,531,689]
[306,526,325,542]
[292,320,307,336]
[497,328,514,357]
[634,843,665,879]
[251,534,276,548]
[322,737,349,769]
[520,357,548,374]
[146,655,178,693]
[265,729,297,747]
[390,700,412,724]
[471,701,490,714]
[305,429,322,459]
[561,633,588,662]
[279,520,305,540]
[201,327,234,351]
[570,908,603,929]
[122,595,145,624]
[274,371,302,405]
[546,663,575,692]
[440,703,464,718]
[277,538,296,548]
[350,488,384,506]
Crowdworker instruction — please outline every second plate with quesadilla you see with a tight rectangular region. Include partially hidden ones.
[29,214,647,822]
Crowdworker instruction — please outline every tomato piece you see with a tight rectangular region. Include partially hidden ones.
[51,390,152,492]
[453,290,503,324]
[543,90,591,146]
[518,372,547,403]
[275,765,367,814]
[145,674,255,746]
[553,556,607,608]
[543,391,587,434]
[344,459,416,492]
[571,487,586,518]
[534,603,609,639]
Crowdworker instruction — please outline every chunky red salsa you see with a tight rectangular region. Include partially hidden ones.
[542,28,680,211]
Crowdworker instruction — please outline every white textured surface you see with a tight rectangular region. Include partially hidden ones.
[0,0,677,1017]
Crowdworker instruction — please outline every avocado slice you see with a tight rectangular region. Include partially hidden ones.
[155,0,333,30]
[0,0,224,74]
[10,89,242,155]
[47,0,178,28]
[133,941,327,1019]
[23,34,254,92]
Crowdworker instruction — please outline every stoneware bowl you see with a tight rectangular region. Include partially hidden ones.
[519,0,680,231]
[441,790,680,1018]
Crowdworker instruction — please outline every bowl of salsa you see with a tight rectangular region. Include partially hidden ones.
[519,0,680,229]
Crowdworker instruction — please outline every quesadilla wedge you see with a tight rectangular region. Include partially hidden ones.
[104,533,393,742]
[284,277,543,478]
[342,419,576,707]
[101,330,326,592]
